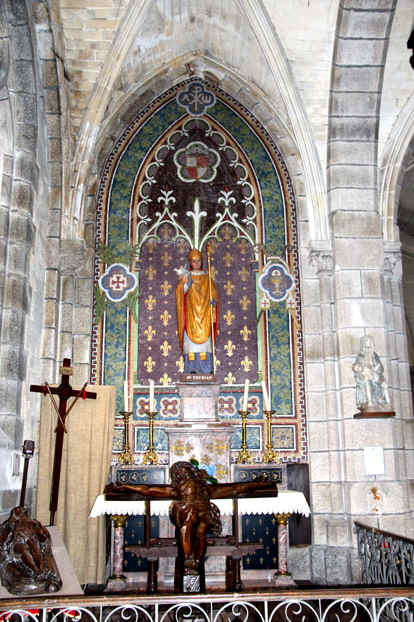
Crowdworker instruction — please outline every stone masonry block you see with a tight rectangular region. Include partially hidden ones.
[335,239,383,269]
[1,308,24,344]
[344,418,396,451]
[7,243,29,274]
[0,206,8,236]
[61,275,74,302]
[75,278,93,305]
[47,208,61,237]
[10,25,32,61]
[328,164,376,189]
[304,334,323,362]
[73,334,91,365]
[73,305,92,333]
[328,141,376,166]
[335,270,362,299]
[327,517,351,547]
[331,65,382,91]
[15,122,36,152]
[338,9,390,38]
[5,275,30,312]
[48,138,62,162]
[337,299,385,329]
[9,212,34,244]
[330,92,378,117]
[325,547,352,584]
[308,421,330,451]
[11,180,34,214]
[309,451,329,482]
[336,39,386,66]
[44,89,59,114]
[14,60,35,93]
[1,173,12,206]
[37,30,54,60]
[60,302,73,331]
[361,271,383,297]
[0,345,26,380]
[15,93,36,123]
[305,362,326,392]
[306,391,327,421]
[302,306,322,333]
[333,212,381,237]
[15,152,39,188]
[330,117,376,142]
[43,299,57,327]
[42,60,58,88]
[41,326,56,358]
[341,0,394,8]
[44,269,58,298]
[311,517,328,546]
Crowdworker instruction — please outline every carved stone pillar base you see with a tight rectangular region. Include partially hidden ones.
[272,571,296,586]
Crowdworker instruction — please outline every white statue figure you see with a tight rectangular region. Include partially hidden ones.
[352,336,391,411]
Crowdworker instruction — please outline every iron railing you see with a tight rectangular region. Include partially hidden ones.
[355,521,414,585]
[2,589,414,622]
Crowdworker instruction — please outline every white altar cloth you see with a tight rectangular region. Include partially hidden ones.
[90,490,310,518]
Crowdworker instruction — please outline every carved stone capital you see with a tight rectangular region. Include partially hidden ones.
[309,248,334,275]
[384,243,402,278]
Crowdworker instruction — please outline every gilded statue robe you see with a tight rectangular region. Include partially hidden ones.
[176,270,218,352]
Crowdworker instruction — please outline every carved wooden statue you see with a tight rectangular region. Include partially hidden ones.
[0,506,62,595]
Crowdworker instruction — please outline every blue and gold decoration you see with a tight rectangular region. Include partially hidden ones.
[93,78,306,463]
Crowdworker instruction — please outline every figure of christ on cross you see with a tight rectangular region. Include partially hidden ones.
[105,461,277,575]
[30,358,96,525]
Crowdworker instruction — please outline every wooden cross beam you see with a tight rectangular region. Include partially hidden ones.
[30,358,96,525]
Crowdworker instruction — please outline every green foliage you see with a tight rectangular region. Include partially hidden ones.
[94,285,107,323]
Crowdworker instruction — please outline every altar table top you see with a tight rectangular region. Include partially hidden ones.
[90,490,310,518]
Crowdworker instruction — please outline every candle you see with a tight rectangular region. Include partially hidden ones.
[242,379,249,411]
[149,379,155,412]
[261,380,271,411]
[123,381,128,412]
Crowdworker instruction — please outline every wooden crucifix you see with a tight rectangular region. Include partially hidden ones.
[30,358,96,525]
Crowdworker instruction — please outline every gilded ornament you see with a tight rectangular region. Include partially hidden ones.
[241,356,253,371]
[161,251,171,267]
[146,265,156,281]
[240,295,251,310]
[240,325,251,341]
[144,356,155,372]
[160,340,171,357]
[224,280,235,296]
[221,224,233,240]
[176,356,184,373]
[210,266,218,280]
[224,340,236,357]
[144,325,156,341]
[224,310,235,326]
[159,372,171,386]
[238,239,250,255]
[160,309,171,326]
[224,372,236,384]
[223,251,234,268]
[145,294,156,310]
[161,280,172,296]
[238,266,249,282]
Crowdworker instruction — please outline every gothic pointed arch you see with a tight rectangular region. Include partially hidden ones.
[94,79,307,465]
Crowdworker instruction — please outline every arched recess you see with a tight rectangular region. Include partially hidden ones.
[69,0,328,243]
[380,91,414,243]
[93,79,307,468]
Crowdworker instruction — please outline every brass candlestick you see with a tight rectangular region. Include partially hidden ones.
[263,409,280,464]
[143,410,158,465]
[236,409,252,464]
[119,411,134,465]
